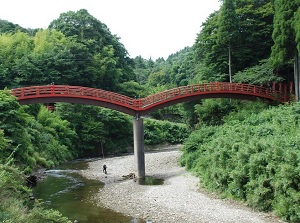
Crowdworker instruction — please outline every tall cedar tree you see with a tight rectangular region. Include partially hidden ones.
[271,0,299,66]
[271,0,300,100]
[195,0,273,80]
[217,0,240,82]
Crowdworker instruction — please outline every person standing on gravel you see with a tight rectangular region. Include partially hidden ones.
[103,164,107,174]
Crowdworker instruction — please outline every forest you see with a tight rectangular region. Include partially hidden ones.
[1,0,300,222]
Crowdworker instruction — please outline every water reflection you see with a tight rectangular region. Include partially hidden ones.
[33,161,146,223]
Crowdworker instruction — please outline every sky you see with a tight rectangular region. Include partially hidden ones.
[0,0,221,60]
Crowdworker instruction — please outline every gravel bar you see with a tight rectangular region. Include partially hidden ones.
[80,149,285,223]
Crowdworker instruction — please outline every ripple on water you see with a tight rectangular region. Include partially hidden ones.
[33,159,146,223]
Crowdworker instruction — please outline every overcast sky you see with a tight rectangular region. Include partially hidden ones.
[0,0,221,59]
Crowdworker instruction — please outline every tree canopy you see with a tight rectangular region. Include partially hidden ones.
[49,9,135,90]
[1,3,300,222]
[271,0,300,67]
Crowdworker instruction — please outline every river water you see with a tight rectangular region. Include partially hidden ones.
[33,159,146,223]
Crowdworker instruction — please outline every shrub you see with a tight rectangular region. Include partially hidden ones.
[0,164,71,223]
[144,118,189,145]
[181,103,300,221]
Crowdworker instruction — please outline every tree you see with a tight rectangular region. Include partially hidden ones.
[48,9,135,90]
[90,46,122,91]
[195,0,274,80]
[195,11,227,79]
[11,29,93,87]
[0,31,33,88]
[0,91,32,167]
[56,104,133,156]
[271,0,300,100]
[271,0,299,66]
[0,19,28,34]
[217,0,240,82]
[235,0,274,68]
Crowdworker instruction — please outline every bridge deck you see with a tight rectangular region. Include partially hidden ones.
[10,82,294,115]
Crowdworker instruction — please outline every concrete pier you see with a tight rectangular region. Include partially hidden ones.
[133,115,145,178]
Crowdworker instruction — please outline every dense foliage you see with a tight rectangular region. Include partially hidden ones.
[144,119,189,145]
[271,0,299,67]
[0,91,77,172]
[0,93,74,222]
[194,0,275,79]
[1,0,300,221]
[0,164,71,223]
[180,102,300,222]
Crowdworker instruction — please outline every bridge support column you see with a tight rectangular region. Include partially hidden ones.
[133,114,145,178]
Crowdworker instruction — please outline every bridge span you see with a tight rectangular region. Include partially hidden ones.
[10,82,294,178]
[11,82,292,115]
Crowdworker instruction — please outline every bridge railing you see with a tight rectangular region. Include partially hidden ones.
[139,82,292,107]
[11,85,136,107]
[10,82,293,111]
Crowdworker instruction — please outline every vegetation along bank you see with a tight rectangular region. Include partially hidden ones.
[1,0,300,222]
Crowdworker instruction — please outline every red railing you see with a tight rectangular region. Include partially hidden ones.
[10,82,294,114]
[11,85,136,108]
[139,82,293,108]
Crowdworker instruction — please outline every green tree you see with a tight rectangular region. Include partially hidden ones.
[0,19,28,34]
[217,0,240,82]
[13,29,93,87]
[91,46,122,91]
[195,0,274,80]
[0,90,34,171]
[56,104,133,156]
[37,107,77,154]
[271,0,299,67]
[235,0,274,69]
[0,164,71,222]
[0,90,78,171]
[0,31,33,88]
[118,80,147,98]
[233,59,283,84]
[271,0,300,100]
[133,56,151,85]
[49,9,135,90]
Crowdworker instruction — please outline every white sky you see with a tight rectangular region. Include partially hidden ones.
[0,0,221,60]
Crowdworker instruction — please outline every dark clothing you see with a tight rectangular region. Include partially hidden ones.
[103,164,107,174]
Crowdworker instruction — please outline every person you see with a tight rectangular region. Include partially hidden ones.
[103,164,107,174]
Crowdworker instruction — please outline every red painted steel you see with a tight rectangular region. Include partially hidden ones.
[10,82,293,115]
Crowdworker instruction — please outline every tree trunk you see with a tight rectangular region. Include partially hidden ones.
[229,46,232,83]
[294,50,300,101]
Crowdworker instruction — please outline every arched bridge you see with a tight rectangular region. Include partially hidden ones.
[9,82,294,179]
[10,82,293,116]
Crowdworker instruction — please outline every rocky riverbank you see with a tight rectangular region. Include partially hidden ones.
[80,149,284,223]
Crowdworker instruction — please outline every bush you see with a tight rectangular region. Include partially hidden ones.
[144,118,189,145]
[0,164,71,223]
[180,102,300,221]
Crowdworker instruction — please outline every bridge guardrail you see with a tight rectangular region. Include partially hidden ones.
[10,82,294,114]
[139,82,292,108]
[11,85,136,107]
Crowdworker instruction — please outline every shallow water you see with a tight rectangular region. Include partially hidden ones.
[136,176,164,185]
[33,160,146,223]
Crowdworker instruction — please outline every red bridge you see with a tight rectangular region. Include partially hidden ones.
[9,82,294,178]
[11,82,293,116]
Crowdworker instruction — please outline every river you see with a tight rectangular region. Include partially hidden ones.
[33,159,146,223]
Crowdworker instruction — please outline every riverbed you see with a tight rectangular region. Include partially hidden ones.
[80,149,285,223]
[33,159,144,222]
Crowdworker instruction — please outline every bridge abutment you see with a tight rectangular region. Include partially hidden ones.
[133,114,145,178]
